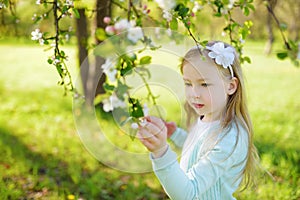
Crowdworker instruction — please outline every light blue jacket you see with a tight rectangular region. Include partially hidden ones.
[150,121,248,200]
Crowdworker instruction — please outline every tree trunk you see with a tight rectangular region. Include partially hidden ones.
[93,0,112,97]
[76,9,90,102]
[76,1,112,106]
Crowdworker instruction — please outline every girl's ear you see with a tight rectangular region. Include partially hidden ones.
[227,77,238,95]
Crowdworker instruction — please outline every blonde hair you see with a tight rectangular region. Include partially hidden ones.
[180,41,258,190]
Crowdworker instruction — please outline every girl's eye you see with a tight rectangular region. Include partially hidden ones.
[184,82,192,87]
[201,83,209,87]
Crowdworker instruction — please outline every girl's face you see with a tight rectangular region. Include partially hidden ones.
[182,56,237,122]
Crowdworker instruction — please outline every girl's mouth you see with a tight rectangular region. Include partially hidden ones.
[193,103,204,109]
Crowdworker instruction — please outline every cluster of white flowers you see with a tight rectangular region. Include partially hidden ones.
[31,29,44,45]
[155,0,176,10]
[104,18,144,43]
[101,58,117,82]
[53,58,61,65]
[221,0,236,14]
[0,2,6,9]
[206,42,235,77]
[155,0,176,22]
[102,94,127,112]
[131,104,149,129]
[162,10,172,22]
[64,0,74,7]
[127,27,144,43]
[192,1,202,13]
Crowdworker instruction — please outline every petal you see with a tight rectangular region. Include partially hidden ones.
[208,52,217,59]
[131,123,139,129]
[214,55,224,66]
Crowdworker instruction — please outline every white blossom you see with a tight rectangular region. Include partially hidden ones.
[65,34,70,41]
[53,59,61,65]
[65,0,74,7]
[192,1,202,13]
[239,38,245,44]
[36,0,42,5]
[101,58,117,82]
[114,19,134,32]
[32,14,37,21]
[143,104,149,116]
[221,8,228,15]
[127,27,144,43]
[0,3,6,9]
[228,0,235,9]
[155,0,176,10]
[162,10,172,22]
[39,39,45,45]
[166,28,172,36]
[102,94,126,112]
[102,98,113,112]
[31,29,43,41]
[206,42,235,68]
[131,123,139,129]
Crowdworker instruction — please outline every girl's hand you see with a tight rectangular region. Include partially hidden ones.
[138,116,168,158]
[164,121,177,138]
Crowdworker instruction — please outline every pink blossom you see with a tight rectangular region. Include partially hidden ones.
[105,26,115,35]
[103,17,111,24]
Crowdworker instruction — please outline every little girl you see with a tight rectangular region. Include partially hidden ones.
[138,41,258,200]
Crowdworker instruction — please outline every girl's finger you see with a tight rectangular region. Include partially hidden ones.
[138,127,158,142]
[144,121,165,137]
[146,116,165,130]
[139,137,154,151]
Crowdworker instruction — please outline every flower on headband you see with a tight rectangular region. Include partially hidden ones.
[206,42,235,77]
[206,42,235,68]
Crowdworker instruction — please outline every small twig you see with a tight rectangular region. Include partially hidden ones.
[127,0,131,21]
[266,4,291,50]
[134,68,163,118]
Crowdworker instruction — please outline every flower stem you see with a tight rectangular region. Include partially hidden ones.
[134,69,163,119]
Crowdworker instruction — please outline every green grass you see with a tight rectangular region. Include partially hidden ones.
[0,41,299,199]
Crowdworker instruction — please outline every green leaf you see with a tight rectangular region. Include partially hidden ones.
[94,93,110,106]
[72,8,80,19]
[95,28,107,41]
[279,23,288,31]
[56,64,63,77]
[47,59,53,64]
[243,7,250,16]
[243,56,251,64]
[116,80,129,100]
[170,18,178,30]
[248,4,255,11]
[139,56,152,65]
[128,98,144,118]
[103,83,115,92]
[175,3,189,18]
[277,52,288,60]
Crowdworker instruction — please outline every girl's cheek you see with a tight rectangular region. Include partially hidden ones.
[185,87,194,98]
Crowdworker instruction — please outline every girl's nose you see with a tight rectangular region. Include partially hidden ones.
[191,86,201,98]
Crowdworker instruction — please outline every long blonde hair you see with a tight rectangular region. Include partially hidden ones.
[181,41,258,189]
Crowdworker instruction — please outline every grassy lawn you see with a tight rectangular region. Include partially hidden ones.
[0,41,299,199]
